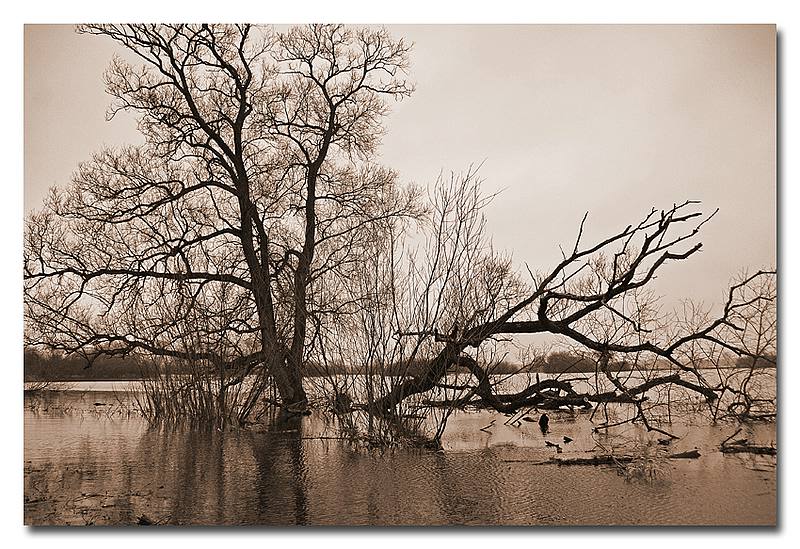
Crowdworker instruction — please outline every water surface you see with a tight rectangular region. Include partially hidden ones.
[24,383,776,526]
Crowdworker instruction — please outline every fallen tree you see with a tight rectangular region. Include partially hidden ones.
[322,173,776,443]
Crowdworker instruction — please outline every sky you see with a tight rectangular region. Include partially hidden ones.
[24,24,776,308]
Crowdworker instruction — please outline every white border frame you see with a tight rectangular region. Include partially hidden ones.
[4,1,796,547]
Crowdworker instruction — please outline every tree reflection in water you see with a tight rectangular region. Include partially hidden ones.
[24,392,776,526]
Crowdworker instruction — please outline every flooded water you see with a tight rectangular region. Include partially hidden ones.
[24,382,776,526]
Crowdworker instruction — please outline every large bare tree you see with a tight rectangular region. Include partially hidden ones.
[24,24,415,411]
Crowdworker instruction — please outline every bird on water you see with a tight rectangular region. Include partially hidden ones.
[538,413,549,434]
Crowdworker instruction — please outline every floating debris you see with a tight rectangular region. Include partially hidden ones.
[721,443,776,456]
[544,440,562,452]
[669,449,701,459]
[551,455,634,466]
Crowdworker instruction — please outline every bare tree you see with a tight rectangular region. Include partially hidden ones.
[24,24,415,412]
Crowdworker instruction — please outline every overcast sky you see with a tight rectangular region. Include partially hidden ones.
[24,24,775,308]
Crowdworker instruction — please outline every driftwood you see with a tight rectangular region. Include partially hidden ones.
[720,428,777,456]
[506,444,706,468]
[721,444,776,456]
[669,449,701,459]
[551,448,702,466]
[550,455,634,466]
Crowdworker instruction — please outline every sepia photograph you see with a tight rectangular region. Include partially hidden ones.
[22,22,777,527]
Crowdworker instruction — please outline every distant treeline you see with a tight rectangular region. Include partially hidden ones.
[532,352,776,373]
[530,352,775,374]
[25,349,146,381]
[24,347,776,382]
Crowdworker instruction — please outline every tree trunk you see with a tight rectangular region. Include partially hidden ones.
[267,352,308,411]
